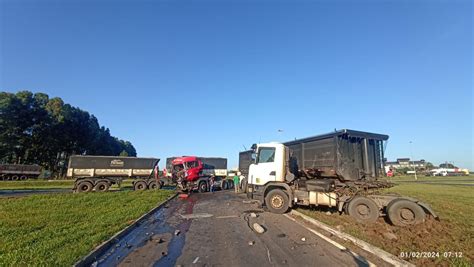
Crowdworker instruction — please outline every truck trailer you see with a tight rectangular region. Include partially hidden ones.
[241,129,438,226]
[0,164,42,181]
[67,155,160,192]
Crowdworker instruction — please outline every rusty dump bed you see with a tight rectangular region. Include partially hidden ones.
[239,129,389,182]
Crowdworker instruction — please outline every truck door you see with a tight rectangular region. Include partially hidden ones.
[251,146,278,185]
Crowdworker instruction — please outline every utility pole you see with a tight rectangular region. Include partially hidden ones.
[409,141,417,180]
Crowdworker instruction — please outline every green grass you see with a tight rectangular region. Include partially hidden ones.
[386,175,474,182]
[298,183,473,266]
[0,190,175,266]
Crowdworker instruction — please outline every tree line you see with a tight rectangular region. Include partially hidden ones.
[0,91,136,174]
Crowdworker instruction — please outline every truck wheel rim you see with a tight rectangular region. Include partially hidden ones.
[400,208,415,222]
[271,195,283,209]
[356,204,370,217]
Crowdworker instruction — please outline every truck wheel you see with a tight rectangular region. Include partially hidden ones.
[347,196,379,223]
[94,181,110,192]
[12,175,19,181]
[20,175,27,180]
[387,199,426,226]
[77,181,93,192]
[134,181,148,191]
[265,189,289,214]
[148,181,159,190]
[228,181,234,189]
[198,181,208,193]
[222,181,228,190]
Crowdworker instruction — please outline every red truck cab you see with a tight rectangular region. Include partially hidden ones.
[171,156,203,183]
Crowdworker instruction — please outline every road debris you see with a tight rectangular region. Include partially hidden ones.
[179,194,189,199]
[248,241,255,246]
[193,257,199,264]
[174,230,181,236]
[382,232,398,241]
[250,212,258,218]
[253,223,266,234]
[301,237,306,242]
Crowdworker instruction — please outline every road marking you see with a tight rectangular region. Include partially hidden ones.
[215,215,239,219]
[180,213,213,219]
[284,214,376,267]
[288,210,415,267]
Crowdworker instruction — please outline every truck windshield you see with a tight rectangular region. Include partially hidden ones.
[258,147,275,163]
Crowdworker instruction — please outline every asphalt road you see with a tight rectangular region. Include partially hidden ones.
[94,190,375,267]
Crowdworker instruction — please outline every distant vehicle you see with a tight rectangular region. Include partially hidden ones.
[429,168,469,177]
[67,155,160,192]
[0,164,42,181]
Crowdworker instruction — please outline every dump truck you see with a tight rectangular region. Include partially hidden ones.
[166,156,231,192]
[0,164,42,180]
[241,129,438,226]
[67,155,160,192]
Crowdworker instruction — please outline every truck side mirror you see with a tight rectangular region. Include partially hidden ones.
[251,153,257,163]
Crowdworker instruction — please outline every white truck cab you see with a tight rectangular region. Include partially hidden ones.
[248,143,288,186]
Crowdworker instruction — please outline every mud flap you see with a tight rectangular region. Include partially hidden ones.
[416,201,439,220]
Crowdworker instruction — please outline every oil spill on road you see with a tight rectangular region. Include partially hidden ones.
[96,194,198,267]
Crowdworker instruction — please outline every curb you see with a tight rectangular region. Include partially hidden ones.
[74,192,178,267]
[290,210,415,267]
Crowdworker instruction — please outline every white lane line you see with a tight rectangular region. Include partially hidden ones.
[284,214,376,267]
[216,215,239,219]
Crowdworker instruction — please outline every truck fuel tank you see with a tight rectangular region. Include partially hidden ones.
[309,191,337,207]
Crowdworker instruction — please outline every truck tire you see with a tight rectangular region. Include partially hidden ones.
[20,175,27,180]
[77,181,93,192]
[228,180,234,189]
[12,175,19,181]
[134,181,148,191]
[198,181,208,193]
[387,199,426,226]
[265,189,289,214]
[94,181,110,192]
[347,196,379,223]
[222,180,228,190]
[148,181,159,190]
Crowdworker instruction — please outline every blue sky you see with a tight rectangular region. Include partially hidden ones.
[1,0,472,169]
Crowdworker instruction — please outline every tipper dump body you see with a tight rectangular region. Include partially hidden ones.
[68,155,160,192]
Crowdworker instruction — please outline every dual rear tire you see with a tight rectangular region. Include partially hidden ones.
[386,199,426,226]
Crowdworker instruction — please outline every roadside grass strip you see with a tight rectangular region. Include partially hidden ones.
[0,190,175,266]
